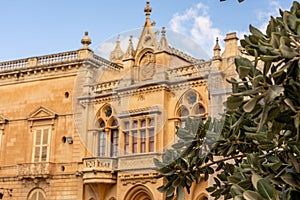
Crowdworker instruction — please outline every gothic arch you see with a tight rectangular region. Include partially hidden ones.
[96,103,114,119]
[84,184,99,200]
[27,187,46,200]
[174,89,205,117]
[124,184,154,200]
[135,48,155,66]
[95,103,116,128]
[107,116,119,128]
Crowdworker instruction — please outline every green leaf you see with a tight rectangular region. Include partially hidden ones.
[243,94,264,113]
[153,158,164,168]
[157,185,169,193]
[281,173,299,186]
[172,177,181,188]
[266,85,284,103]
[235,57,254,79]
[206,186,216,193]
[270,32,280,49]
[279,36,299,59]
[243,190,265,200]
[228,176,241,184]
[260,55,280,62]
[230,184,245,196]
[247,153,259,169]
[166,186,175,198]
[233,195,244,200]
[257,178,275,199]
[251,173,262,191]
[249,24,266,39]
[226,96,244,110]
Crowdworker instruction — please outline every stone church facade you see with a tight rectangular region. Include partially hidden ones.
[0,2,240,200]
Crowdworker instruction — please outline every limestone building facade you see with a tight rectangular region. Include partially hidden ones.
[0,2,240,200]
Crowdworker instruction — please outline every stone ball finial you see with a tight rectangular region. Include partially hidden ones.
[144,1,152,15]
[161,27,166,36]
[81,31,92,49]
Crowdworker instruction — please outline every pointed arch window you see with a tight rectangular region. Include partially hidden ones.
[176,91,207,128]
[28,188,46,200]
[97,118,106,157]
[110,118,119,157]
[95,105,120,158]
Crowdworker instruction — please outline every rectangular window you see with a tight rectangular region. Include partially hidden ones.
[33,127,50,162]
[141,119,146,127]
[140,130,146,153]
[149,118,154,126]
[132,131,138,153]
[132,120,138,129]
[149,128,155,152]
[111,129,119,157]
[124,131,129,155]
[98,130,106,157]
[124,121,130,130]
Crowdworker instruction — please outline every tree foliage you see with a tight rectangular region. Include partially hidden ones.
[154,1,300,199]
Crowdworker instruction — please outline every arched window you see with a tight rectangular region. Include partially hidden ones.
[28,188,46,200]
[176,90,206,128]
[97,118,106,157]
[95,105,119,157]
[110,118,119,157]
[193,103,206,115]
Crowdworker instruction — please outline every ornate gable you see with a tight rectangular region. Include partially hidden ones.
[28,106,57,121]
[135,1,158,51]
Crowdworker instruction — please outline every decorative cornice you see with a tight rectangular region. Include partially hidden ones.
[118,106,161,118]
[119,172,158,186]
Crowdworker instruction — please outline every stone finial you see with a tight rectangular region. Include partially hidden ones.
[124,35,135,59]
[213,37,221,60]
[157,27,169,51]
[213,38,221,51]
[109,35,124,62]
[81,31,92,49]
[144,1,152,17]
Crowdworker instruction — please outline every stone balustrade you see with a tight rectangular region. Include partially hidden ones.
[0,50,121,75]
[83,157,117,170]
[82,157,118,184]
[38,51,78,65]
[17,162,55,179]
[0,59,28,72]
[0,51,79,73]
[168,61,211,79]
[93,80,119,93]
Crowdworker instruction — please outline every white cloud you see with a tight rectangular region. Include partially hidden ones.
[256,0,286,32]
[169,3,222,58]
[95,32,139,60]
[96,41,115,59]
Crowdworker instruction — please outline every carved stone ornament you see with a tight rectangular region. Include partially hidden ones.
[140,52,155,80]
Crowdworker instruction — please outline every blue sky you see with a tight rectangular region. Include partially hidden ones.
[0,0,295,61]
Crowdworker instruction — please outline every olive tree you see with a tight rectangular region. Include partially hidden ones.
[154,1,300,199]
